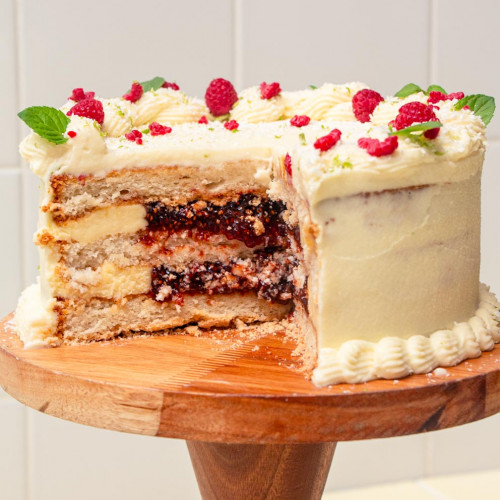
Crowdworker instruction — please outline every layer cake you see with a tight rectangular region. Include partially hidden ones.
[15,78,500,385]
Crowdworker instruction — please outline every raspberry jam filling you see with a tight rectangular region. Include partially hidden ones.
[145,194,289,248]
[151,248,305,305]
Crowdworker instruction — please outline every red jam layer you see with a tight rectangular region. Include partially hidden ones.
[151,248,304,305]
[145,194,289,248]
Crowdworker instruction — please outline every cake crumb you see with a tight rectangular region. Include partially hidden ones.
[185,325,202,337]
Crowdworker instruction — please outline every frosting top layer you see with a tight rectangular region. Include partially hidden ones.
[20,83,486,202]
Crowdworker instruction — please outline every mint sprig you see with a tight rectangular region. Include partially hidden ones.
[139,76,166,93]
[389,121,444,154]
[389,121,443,135]
[18,106,70,145]
[427,84,447,94]
[454,94,495,125]
[395,83,448,98]
[394,83,423,98]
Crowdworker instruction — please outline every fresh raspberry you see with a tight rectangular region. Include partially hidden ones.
[123,82,143,103]
[313,129,342,152]
[149,122,172,136]
[358,136,398,157]
[161,81,180,91]
[204,78,238,116]
[67,131,77,138]
[284,153,292,177]
[290,115,311,127]
[428,91,465,104]
[125,129,143,145]
[260,82,281,100]
[224,119,239,131]
[68,88,95,102]
[352,89,384,123]
[198,115,208,124]
[392,101,440,139]
[67,98,104,125]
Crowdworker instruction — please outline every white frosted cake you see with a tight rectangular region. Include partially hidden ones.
[15,77,500,385]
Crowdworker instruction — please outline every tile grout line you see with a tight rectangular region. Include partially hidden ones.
[427,0,437,85]
[233,0,243,89]
[13,2,32,499]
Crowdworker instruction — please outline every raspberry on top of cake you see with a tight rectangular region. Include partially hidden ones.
[15,76,500,386]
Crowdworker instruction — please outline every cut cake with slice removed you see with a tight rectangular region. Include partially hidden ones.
[15,78,500,385]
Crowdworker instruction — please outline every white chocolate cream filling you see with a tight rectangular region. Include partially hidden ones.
[312,284,500,386]
[39,204,147,244]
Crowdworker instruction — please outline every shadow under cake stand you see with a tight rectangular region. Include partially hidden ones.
[1,314,499,500]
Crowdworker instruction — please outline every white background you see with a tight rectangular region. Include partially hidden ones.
[1,1,499,498]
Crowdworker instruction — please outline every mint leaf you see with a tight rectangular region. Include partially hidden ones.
[139,76,166,93]
[427,84,447,94]
[389,121,443,135]
[389,121,444,154]
[454,94,495,125]
[18,106,70,145]
[395,83,423,98]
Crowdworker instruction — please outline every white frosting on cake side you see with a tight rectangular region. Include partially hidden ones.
[312,284,500,385]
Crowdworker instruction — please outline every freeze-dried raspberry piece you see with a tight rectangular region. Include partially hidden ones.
[392,102,440,139]
[68,88,95,102]
[352,89,384,122]
[198,115,208,124]
[149,122,172,136]
[224,119,239,131]
[428,91,465,104]
[67,98,104,125]
[260,82,281,99]
[284,153,292,177]
[358,136,398,157]
[125,129,143,144]
[205,78,238,116]
[123,82,143,103]
[67,131,77,138]
[161,81,180,91]
[290,115,311,127]
[313,129,342,152]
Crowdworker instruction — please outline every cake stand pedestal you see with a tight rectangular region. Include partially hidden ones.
[1,314,499,500]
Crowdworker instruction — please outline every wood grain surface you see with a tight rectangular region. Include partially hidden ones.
[1,314,499,444]
[187,441,336,500]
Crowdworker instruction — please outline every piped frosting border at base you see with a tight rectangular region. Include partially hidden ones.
[312,283,500,386]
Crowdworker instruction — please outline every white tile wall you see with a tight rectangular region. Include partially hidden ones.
[28,410,200,500]
[433,0,500,139]
[1,0,499,498]
[0,400,26,500]
[0,0,19,166]
[239,0,431,95]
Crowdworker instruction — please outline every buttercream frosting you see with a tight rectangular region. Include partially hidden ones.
[312,284,500,385]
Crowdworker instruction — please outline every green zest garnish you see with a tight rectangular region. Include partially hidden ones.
[309,85,318,90]
[454,94,496,125]
[331,155,352,170]
[141,128,150,134]
[18,106,70,144]
[139,76,166,92]
[298,132,306,145]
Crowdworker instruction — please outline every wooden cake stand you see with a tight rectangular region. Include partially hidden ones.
[1,314,499,500]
